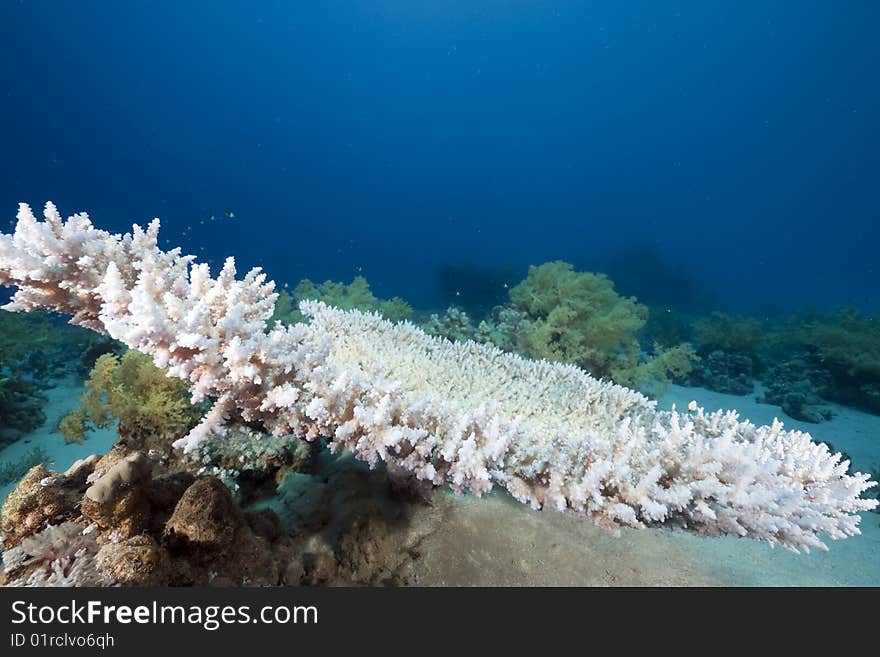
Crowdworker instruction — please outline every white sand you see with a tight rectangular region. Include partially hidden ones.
[0,376,118,502]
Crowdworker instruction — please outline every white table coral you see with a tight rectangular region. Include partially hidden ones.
[1,202,876,552]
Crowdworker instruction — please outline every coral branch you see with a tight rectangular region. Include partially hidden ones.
[1,203,876,552]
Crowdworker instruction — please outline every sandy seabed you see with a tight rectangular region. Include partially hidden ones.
[2,379,878,586]
[399,384,879,586]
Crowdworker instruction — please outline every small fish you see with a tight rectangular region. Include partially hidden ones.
[225,211,235,219]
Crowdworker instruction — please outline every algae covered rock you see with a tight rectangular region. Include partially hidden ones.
[96,535,172,586]
[163,477,295,586]
[1,464,82,549]
[164,477,241,555]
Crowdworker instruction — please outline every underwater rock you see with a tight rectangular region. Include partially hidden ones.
[63,454,100,486]
[245,507,284,543]
[276,458,439,586]
[161,477,295,586]
[146,471,196,529]
[335,512,402,586]
[164,477,241,555]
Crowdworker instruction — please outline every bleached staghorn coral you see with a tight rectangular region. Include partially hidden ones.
[1,203,876,553]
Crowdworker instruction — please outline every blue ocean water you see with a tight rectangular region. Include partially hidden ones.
[2,1,877,314]
[2,3,880,588]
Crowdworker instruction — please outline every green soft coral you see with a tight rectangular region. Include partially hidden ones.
[59,351,197,443]
[509,261,647,376]
[507,261,694,392]
[271,276,413,325]
[611,342,698,394]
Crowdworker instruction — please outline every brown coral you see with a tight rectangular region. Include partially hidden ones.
[81,452,153,537]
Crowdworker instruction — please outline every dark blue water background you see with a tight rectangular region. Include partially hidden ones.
[2,1,878,315]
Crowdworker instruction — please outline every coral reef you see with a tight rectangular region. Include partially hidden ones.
[758,356,834,423]
[2,521,103,586]
[1,461,84,550]
[609,342,698,395]
[0,446,49,489]
[0,310,65,370]
[56,346,315,499]
[0,376,45,446]
[473,305,531,353]
[0,308,118,382]
[774,308,880,413]
[693,312,765,359]
[0,308,122,447]
[424,263,696,394]
[689,350,755,396]
[0,202,875,552]
[421,304,533,358]
[0,311,55,443]
[0,438,442,587]
[683,312,767,396]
